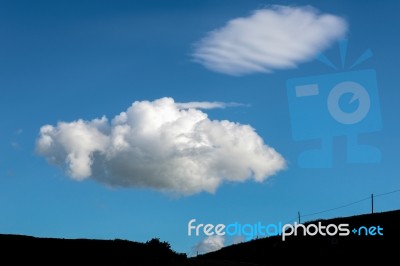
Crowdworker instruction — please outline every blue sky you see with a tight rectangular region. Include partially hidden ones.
[1,0,400,255]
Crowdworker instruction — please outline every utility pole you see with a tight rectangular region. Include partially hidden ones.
[371,194,374,214]
[298,211,301,224]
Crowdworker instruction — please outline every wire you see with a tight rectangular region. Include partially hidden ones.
[375,189,400,198]
[291,188,400,223]
[301,196,370,218]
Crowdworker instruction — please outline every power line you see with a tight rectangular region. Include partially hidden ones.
[301,196,370,218]
[292,188,400,224]
[375,189,400,198]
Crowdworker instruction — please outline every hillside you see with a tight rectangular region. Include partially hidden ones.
[197,209,400,264]
[1,209,399,265]
[0,235,187,265]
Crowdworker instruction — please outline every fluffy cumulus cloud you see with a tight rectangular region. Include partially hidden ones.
[193,5,347,75]
[193,236,225,255]
[36,97,285,195]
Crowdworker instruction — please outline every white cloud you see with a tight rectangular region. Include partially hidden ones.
[176,101,244,110]
[193,236,225,255]
[36,97,285,195]
[193,5,347,75]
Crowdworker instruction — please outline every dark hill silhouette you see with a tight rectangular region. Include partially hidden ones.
[1,209,399,265]
[197,209,400,264]
[0,235,187,265]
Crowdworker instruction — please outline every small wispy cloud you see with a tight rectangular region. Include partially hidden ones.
[36,97,285,196]
[193,5,347,75]
[176,101,245,110]
[11,142,19,149]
